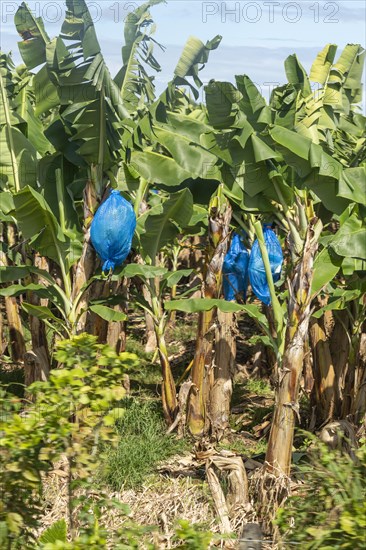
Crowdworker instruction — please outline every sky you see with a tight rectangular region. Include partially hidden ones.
[1,0,365,105]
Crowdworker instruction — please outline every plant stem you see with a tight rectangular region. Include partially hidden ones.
[253,220,284,355]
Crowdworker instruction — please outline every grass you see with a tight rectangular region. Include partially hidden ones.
[124,337,162,387]
[219,434,268,458]
[101,398,188,490]
[167,318,196,353]
[244,378,273,398]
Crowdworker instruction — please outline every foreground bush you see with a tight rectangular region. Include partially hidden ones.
[0,334,137,548]
[276,437,366,549]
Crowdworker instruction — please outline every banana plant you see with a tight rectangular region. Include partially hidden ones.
[12,1,160,336]
[0,172,84,336]
[200,44,366,479]
[0,52,50,364]
[124,188,195,424]
[0,53,37,193]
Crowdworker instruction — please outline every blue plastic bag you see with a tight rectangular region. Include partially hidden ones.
[248,224,283,306]
[223,232,249,302]
[90,190,136,273]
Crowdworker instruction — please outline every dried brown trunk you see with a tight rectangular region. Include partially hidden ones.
[107,279,129,352]
[156,327,178,425]
[330,311,350,416]
[265,221,318,476]
[205,451,248,536]
[71,180,99,333]
[24,348,50,398]
[187,199,232,437]
[310,314,336,424]
[340,302,365,419]
[27,255,51,382]
[352,333,366,422]
[85,279,109,342]
[209,310,236,441]
[107,318,127,352]
[302,338,314,394]
[187,307,216,436]
[0,227,26,362]
[341,333,361,418]
[0,264,25,362]
[72,229,96,333]
[4,296,26,362]
[107,277,130,353]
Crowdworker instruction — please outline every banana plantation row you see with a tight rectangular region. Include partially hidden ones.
[0,0,365,541]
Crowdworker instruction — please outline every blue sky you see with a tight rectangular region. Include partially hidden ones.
[1,0,365,104]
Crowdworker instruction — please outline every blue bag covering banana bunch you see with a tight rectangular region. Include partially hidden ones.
[90,190,136,273]
[248,224,283,305]
[222,232,250,302]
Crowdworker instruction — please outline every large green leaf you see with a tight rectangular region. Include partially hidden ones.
[338,167,366,204]
[13,186,82,270]
[140,189,193,260]
[0,283,62,308]
[235,75,269,121]
[0,265,54,284]
[152,125,220,179]
[162,269,193,288]
[269,125,312,160]
[129,150,193,186]
[174,35,222,90]
[0,127,37,190]
[0,55,37,191]
[312,288,362,318]
[11,67,53,156]
[38,153,81,236]
[324,45,365,109]
[165,112,213,145]
[284,54,311,97]
[311,247,342,295]
[309,44,338,85]
[14,2,50,69]
[21,302,63,324]
[329,215,366,260]
[33,66,59,116]
[29,0,130,190]
[341,257,366,276]
[115,0,164,112]
[89,304,127,322]
[122,263,167,279]
[165,298,269,327]
[205,80,242,129]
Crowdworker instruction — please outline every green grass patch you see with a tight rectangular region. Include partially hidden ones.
[168,319,196,344]
[101,399,188,490]
[244,378,273,398]
[124,337,161,387]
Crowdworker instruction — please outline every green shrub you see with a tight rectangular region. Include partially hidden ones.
[0,334,137,548]
[102,399,187,490]
[173,520,213,549]
[276,437,366,549]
